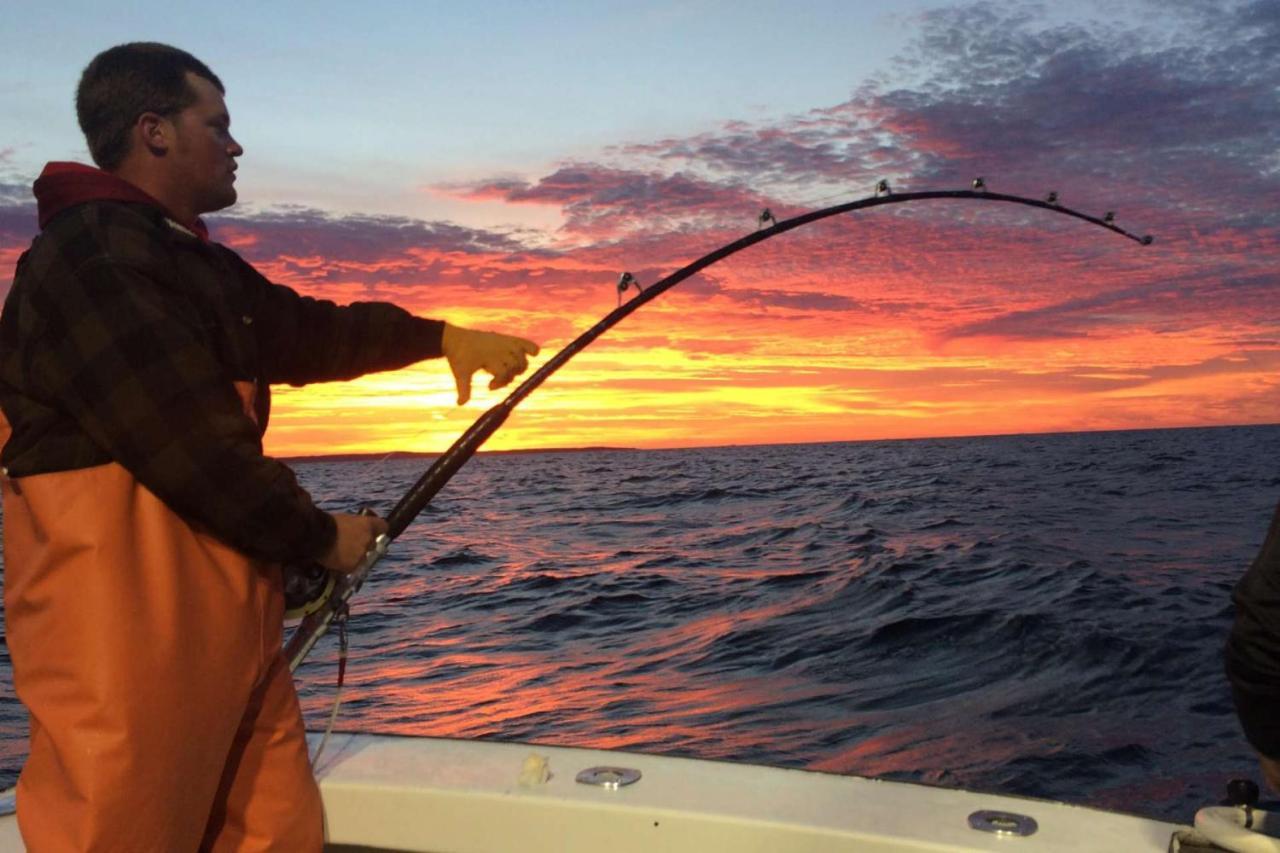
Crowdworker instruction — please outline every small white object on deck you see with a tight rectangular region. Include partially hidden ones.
[518,753,551,787]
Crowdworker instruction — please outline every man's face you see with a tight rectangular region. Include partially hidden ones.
[168,72,242,216]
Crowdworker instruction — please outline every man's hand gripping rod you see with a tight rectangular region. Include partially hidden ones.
[286,531,390,671]
[286,403,513,671]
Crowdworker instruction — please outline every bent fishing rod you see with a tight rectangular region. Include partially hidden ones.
[286,178,1153,672]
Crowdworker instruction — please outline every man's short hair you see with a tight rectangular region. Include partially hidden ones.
[76,42,224,171]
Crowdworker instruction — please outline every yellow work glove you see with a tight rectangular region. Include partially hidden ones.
[441,322,540,405]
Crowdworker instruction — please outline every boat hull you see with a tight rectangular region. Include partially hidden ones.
[0,732,1192,851]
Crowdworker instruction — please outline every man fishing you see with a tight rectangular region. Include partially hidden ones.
[0,42,538,850]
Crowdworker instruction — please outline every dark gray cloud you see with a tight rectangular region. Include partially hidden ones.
[459,166,769,237]
[872,1,1280,205]
[209,206,526,265]
[0,187,529,271]
[576,0,1280,239]
[610,115,926,192]
[677,275,867,312]
[0,181,36,247]
[940,267,1279,341]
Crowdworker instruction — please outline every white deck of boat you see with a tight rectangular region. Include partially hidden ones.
[0,732,1192,851]
[311,732,1185,852]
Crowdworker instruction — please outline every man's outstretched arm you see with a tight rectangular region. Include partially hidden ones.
[238,251,538,402]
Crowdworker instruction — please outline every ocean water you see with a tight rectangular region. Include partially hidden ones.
[1,424,1277,824]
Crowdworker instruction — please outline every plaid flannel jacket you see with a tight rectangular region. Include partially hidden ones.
[0,200,444,564]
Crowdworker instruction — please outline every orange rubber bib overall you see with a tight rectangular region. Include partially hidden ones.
[2,422,323,850]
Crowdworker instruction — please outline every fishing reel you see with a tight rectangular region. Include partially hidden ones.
[283,562,335,620]
[283,507,380,620]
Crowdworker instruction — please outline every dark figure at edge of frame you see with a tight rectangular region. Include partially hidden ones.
[0,42,538,850]
[1227,499,1280,795]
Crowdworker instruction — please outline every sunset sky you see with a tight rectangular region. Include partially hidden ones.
[1,1,1276,455]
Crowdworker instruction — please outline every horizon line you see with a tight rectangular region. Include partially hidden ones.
[279,420,1279,463]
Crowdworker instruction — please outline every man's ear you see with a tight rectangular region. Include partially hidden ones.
[135,112,173,156]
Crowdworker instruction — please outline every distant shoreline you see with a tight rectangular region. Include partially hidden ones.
[279,421,1277,464]
[281,446,637,463]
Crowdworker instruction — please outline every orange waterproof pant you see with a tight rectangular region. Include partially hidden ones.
[2,461,323,851]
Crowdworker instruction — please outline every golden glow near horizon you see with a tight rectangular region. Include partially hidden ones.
[259,238,1279,457]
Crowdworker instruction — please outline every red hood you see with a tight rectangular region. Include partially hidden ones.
[33,162,208,240]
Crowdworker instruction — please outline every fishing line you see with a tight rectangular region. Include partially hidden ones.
[308,605,349,765]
